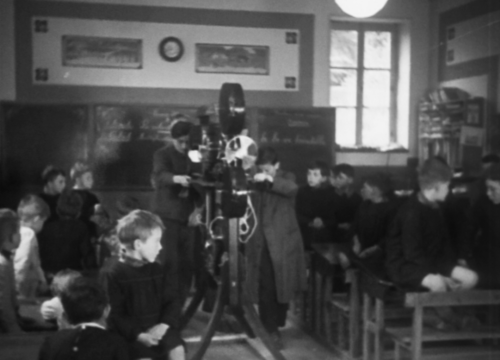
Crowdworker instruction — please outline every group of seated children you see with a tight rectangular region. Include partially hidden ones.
[1,206,186,359]
[297,154,500,326]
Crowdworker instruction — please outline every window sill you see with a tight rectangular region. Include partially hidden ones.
[335,150,411,167]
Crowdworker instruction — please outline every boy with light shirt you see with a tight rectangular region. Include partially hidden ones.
[295,160,337,249]
[14,194,50,299]
[100,210,185,360]
[385,158,478,293]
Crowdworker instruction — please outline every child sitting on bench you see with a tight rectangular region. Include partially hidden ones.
[385,158,478,293]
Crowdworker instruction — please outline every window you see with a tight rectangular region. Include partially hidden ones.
[330,22,398,150]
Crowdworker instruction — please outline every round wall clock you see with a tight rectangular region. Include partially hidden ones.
[159,37,184,62]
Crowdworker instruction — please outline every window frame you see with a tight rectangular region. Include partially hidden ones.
[330,21,399,149]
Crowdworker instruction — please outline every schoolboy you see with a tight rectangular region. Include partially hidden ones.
[39,166,67,223]
[14,194,50,299]
[351,173,400,262]
[151,118,200,306]
[100,210,185,360]
[295,160,338,249]
[39,190,93,277]
[38,276,129,360]
[247,147,307,349]
[40,269,82,330]
[0,209,22,333]
[70,161,100,238]
[466,163,500,289]
[385,158,478,292]
[330,163,362,241]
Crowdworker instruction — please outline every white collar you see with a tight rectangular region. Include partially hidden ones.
[75,322,106,330]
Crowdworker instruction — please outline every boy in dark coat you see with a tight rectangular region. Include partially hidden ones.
[38,276,129,360]
[466,163,500,289]
[246,147,307,349]
[295,160,338,249]
[351,173,400,262]
[385,158,478,292]
[330,163,362,242]
[100,210,184,360]
[150,118,200,305]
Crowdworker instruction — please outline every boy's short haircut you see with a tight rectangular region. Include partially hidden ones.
[116,210,164,248]
[486,162,500,182]
[41,165,66,186]
[332,163,355,179]
[256,146,279,165]
[70,161,91,181]
[308,160,330,177]
[60,277,107,325]
[0,209,19,248]
[57,190,83,219]
[50,269,82,297]
[418,158,452,190]
[364,173,393,197]
[482,153,500,165]
[17,194,50,223]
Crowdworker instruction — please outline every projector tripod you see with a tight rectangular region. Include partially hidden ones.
[180,216,287,360]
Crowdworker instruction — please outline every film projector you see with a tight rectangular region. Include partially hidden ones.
[179,83,288,360]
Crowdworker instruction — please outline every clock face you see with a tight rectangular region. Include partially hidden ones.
[159,37,183,62]
[164,42,180,57]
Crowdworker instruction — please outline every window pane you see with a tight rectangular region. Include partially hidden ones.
[330,69,357,107]
[335,108,356,147]
[362,108,390,147]
[363,70,390,107]
[330,30,358,67]
[364,31,391,69]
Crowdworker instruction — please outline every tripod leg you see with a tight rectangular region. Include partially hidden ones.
[241,297,287,360]
[229,305,255,338]
[188,275,227,360]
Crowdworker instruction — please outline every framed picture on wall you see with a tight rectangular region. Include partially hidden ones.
[195,43,270,75]
[62,36,143,69]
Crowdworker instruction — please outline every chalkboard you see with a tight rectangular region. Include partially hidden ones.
[250,107,335,185]
[1,103,88,189]
[92,105,198,188]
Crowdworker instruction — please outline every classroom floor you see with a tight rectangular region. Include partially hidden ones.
[0,303,338,360]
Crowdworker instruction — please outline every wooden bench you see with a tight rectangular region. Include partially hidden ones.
[386,290,500,360]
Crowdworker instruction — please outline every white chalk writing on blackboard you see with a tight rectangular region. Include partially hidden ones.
[287,119,310,128]
[259,131,325,146]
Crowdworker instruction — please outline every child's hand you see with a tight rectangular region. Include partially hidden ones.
[137,332,159,347]
[311,218,324,229]
[148,323,169,340]
[352,236,361,255]
[359,245,379,259]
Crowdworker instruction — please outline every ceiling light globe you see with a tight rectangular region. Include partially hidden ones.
[335,0,389,18]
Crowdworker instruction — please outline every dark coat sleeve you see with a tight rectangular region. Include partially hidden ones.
[37,336,51,360]
[101,270,142,342]
[151,147,176,189]
[269,171,298,198]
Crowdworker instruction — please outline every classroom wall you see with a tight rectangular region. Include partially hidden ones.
[1,0,432,165]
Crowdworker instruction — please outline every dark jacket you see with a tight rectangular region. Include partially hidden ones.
[100,259,183,357]
[467,194,500,288]
[38,218,92,273]
[295,184,338,248]
[245,170,307,303]
[38,326,129,360]
[385,193,456,289]
[352,198,400,251]
[150,144,196,222]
